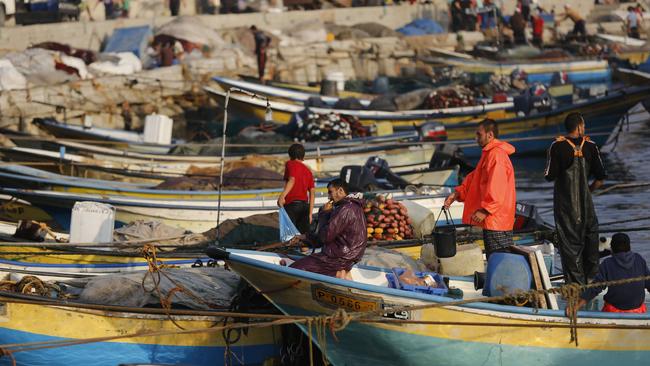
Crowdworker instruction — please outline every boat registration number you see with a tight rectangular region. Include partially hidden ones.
[311,285,381,312]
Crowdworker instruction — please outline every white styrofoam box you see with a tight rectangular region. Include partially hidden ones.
[325,71,346,91]
[143,114,173,145]
[69,202,115,244]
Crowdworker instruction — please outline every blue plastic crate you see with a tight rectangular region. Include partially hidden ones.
[386,268,448,296]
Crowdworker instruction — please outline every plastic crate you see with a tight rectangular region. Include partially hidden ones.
[386,268,448,296]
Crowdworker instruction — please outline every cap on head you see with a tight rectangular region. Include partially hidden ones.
[611,233,631,253]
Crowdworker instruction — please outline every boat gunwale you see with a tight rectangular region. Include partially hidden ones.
[226,249,650,321]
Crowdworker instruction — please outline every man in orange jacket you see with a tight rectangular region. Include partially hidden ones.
[444,119,517,257]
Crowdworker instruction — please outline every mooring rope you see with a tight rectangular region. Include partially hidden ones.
[1,268,650,363]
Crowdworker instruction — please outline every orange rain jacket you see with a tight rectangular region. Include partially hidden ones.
[455,139,516,231]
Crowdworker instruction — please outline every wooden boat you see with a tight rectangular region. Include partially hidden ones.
[0,188,461,232]
[0,288,281,366]
[32,118,174,155]
[212,248,650,366]
[239,74,374,99]
[439,86,650,157]
[424,56,611,84]
[213,76,372,106]
[205,85,650,157]
[204,87,515,127]
[0,140,439,181]
[0,163,459,201]
[25,118,432,159]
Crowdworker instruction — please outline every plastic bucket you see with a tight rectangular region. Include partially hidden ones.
[433,226,457,258]
[325,71,346,91]
[320,79,338,97]
[432,207,457,258]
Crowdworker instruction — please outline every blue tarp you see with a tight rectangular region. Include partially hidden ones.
[397,18,444,36]
[104,25,153,60]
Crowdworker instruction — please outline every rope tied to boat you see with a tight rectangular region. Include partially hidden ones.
[0,346,16,366]
[329,308,352,333]
[558,283,583,346]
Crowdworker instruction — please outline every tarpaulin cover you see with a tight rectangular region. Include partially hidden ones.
[104,25,153,60]
[203,212,279,247]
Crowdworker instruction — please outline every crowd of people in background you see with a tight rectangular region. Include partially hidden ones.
[449,0,647,48]
[85,0,188,20]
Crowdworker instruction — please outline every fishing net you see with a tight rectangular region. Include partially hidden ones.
[78,268,240,309]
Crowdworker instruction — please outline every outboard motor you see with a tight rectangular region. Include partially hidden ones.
[428,143,474,176]
[364,157,411,189]
[419,122,448,142]
[513,202,545,231]
[513,83,552,115]
[340,165,380,192]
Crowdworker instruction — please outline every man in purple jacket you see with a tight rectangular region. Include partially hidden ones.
[290,179,368,278]
[572,233,650,314]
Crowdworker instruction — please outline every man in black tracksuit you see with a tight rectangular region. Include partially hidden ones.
[575,233,650,313]
[545,112,607,285]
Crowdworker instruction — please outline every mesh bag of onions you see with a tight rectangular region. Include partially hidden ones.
[364,194,414,241]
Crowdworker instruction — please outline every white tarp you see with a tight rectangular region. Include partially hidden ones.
[0,59,27,91]
[89,52,143,76]
[4,48,80,85]
[155,16,227,50]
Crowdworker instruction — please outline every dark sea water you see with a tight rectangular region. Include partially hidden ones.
[512,104,650,265]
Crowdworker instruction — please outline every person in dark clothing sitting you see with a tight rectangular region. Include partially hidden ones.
[574,233,650,314]
[289,179,368,279]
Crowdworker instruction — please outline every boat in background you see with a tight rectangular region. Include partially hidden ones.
[0,187,461,232]
[204,87,515,127]
[214,76,373,106]
[425,56,611,84]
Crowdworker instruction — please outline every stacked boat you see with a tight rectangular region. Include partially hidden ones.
[207,76,650,158]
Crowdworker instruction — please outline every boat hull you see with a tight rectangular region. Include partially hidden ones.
[0,301,281,366]
[224,250,650,366]
[1,189,460,232]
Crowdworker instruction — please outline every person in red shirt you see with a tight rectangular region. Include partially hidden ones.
[277,143,315,234]
[444,119,516,258]
[531,7,545,48]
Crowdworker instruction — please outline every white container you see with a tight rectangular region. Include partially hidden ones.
[143,114,173,145]
[69,202,115,244]
[325,71,346,92]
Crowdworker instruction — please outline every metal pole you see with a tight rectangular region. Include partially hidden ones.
[214,87,271,245]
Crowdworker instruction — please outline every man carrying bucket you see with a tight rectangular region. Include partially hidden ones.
[444,119,517,258]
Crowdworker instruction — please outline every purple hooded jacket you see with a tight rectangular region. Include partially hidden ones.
[290,196,368,277]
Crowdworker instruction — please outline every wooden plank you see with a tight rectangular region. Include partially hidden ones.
[509,246,547,309]
[535,250,559,310]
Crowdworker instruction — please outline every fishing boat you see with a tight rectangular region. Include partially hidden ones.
[20,118,436,160]
[424,56,611,84]
[210,248,650,366]
[0,272,282,366]
[204,87,515,127]
[213,76,373,106]
[0,188,460,232]
[205,85,650,157]
[439,86,650,157]
[31,118,175,155]
[0,162,459,201]
[0,140,440,181]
